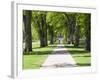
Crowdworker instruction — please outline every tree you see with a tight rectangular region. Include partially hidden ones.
[48,24,54,44]
[47,12,66,44]
[64,13,76,44]
[74,24,80,47]
[31,11,91,51]
[23,10,32,52]
[32,11,48,47]
[85,14,91,51]
[74,14,80,47]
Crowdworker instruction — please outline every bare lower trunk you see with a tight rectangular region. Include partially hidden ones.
[74,25,80,47]
[23,10,32,52]
[39,14,48,47]
[50,29,54,44]
[85,14,91,51]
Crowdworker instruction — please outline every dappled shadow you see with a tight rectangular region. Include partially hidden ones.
[31,63,41,67]
[32,47,41,49]
[23,63,41,69]
[24,44,68,55]
[51,50,69,55]
[64,44,90,54]
[24,45,58,55]
[64,44,91,67]
[77,63,91,66]
[57,45,64,48]
[46,45,58,48]
[24,44,88,55]
[32,45,57,49]
[64,45,83,48]
[24,49,68,55]
[73,55,91,57]
[68,50,88,54]
[24,51,52,55]
[41,63,77,68]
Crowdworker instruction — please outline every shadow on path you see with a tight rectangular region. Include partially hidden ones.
[41,44,77,68]
[41,63,77,68]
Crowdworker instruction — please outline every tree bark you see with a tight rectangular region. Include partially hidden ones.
[67,21,75,44]
[50,29,54,44]
[39,13,48,47]
[23,10,32,52]
[45,24,48,46]
[74,25,80,47]
[66,14,75,44]
[85,14,91,51]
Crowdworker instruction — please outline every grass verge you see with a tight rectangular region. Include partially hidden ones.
[23,42,57,69]
[64,44,91,66]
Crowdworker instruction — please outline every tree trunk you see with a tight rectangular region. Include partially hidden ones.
[39,23,45,47]
[23,10,32,52]
[50,29,54,44]
[39,13,48,47]
[85,14,91,51]
[67,16,75,44]
[67,31,71,44]
[67,23,75,44]
[74,25,80,47]
[45,25,48,46]
[43,18,48,46]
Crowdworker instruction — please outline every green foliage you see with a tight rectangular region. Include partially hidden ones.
[31,23,39,41]
[47,12,66,36]
[30,11,91,47]
[23,10,91,68]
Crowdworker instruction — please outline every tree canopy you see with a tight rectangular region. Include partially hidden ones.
[23,10,91,52]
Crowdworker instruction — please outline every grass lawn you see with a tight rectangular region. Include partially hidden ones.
[23,42,57,69]
[64,44,91,66]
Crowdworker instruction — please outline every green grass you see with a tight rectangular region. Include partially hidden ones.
[23,42,57,69]
[23,55,47,69]
[65,44,91,66]
[23,41,90,69]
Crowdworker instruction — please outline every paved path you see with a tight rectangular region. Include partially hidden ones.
[41,44,77,69]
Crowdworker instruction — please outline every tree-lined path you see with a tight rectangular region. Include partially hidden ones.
[23,10,91,69]
[41,44,77,68]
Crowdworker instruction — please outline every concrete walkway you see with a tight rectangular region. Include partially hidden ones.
[41,44,77,69]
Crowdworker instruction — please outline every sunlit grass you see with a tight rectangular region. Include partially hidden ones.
[23,42,57,69]
[64,44,91,66]
[23,55,47,69]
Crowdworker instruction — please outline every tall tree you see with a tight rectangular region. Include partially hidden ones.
[64,13,75,44]
[74,24,80,47]
[23,10,32,52]
[40,13,48,47]
[47,12,66,44]
[48,24,54,44]
[32,12,48,47]
[85,14,91,51]
[74,14,80,47]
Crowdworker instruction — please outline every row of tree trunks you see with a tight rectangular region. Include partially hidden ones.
[65,13,91,52]
[23,11,91,52]
[23,10,32,52]
[68,14,91,51]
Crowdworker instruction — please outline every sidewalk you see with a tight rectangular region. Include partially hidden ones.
[41,44,77,68]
